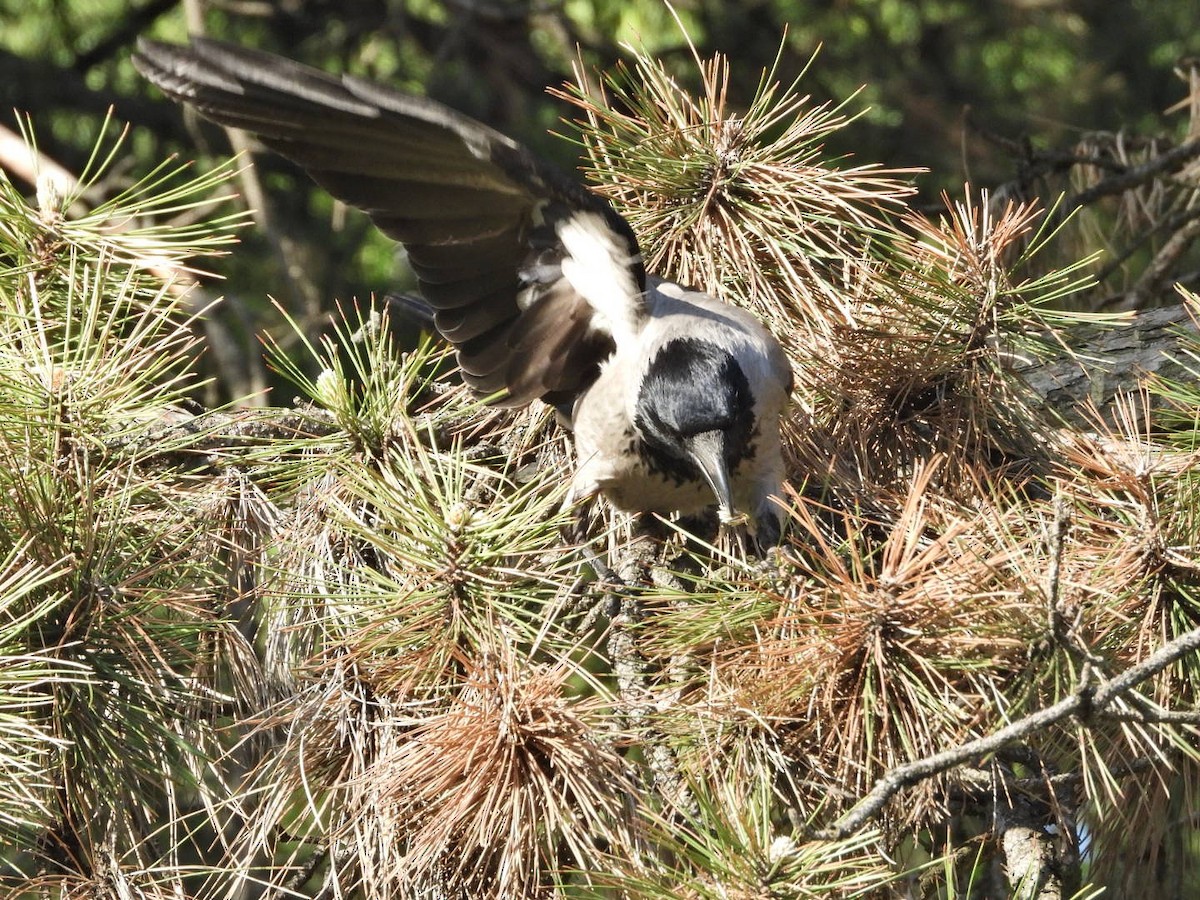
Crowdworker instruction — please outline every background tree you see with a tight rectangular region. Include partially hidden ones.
[1,2,1200,898]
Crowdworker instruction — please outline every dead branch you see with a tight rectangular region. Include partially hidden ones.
[814,621,1200,840]
[1057,137,1200,220]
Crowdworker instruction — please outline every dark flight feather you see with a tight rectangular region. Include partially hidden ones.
[133,37,643,409]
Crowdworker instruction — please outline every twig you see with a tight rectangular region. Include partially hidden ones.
[1127,206,1200,308]
[814,621,1200,840]
[955,754,1159,794]
[0,121,98,215]
[1096,706,1200,725]
[1058,137,1200,219]
[265,841,329,897]
[966,112,1129,179]
[1092,203,1200,287]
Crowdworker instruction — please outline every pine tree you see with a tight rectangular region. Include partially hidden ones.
[3,40,1200,900]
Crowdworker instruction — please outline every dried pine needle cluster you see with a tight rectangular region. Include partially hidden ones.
[555,45,915,348]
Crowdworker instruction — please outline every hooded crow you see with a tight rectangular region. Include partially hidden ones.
[133,38,793,542]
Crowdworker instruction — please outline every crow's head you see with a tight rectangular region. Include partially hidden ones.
[634,337,756,520]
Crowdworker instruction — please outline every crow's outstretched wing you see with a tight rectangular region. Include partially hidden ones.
[134,38,647,408]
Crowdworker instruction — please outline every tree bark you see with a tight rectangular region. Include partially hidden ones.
[1013,304,1197,427]
[996,794,1065,900]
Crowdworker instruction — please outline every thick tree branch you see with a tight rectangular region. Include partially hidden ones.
[996,793,1067,900]
[1014,304,1196,426]
[608,538,700,819]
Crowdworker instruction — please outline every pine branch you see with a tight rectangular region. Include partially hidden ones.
[0,118,267,402]
[815,621,1200,840]
[91,300,1200,481]
[608,535,701,819]
[102,404,340,466]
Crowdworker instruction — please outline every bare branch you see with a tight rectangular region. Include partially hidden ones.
[815,622,1200,840]
[956,755,1158,794]
[1058,137,1200,219]
[1128,210,1200,309]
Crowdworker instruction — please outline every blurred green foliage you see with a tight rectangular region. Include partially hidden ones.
[2,0,1196,403]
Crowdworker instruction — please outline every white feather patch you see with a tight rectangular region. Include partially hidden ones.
[557,211,643,345]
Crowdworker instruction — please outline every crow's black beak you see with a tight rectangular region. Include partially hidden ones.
[684,430,737,524]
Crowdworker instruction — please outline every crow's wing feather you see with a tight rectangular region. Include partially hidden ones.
[134,37,646,408]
